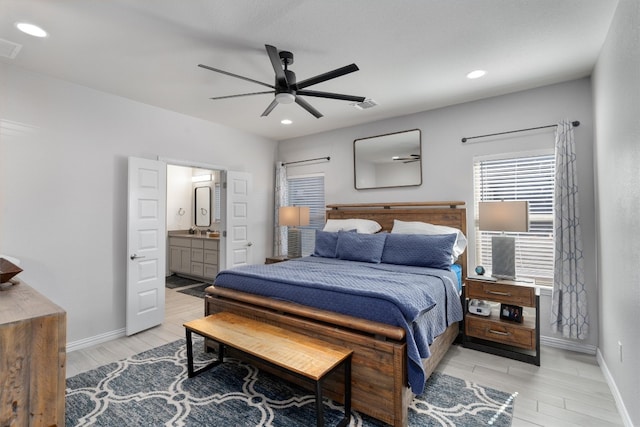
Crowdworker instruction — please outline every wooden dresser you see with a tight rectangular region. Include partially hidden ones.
[0,282,66,426]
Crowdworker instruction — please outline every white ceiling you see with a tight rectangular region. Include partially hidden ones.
[0,0,618,141]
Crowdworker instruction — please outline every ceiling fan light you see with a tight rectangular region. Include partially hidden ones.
[275,92,295,104]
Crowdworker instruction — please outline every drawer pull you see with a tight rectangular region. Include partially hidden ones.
[486,290,511,297]
[487,329,510,336]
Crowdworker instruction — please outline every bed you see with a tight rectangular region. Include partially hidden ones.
[204,201,467,426]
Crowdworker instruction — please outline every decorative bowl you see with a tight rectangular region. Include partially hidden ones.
[0,257,23,284]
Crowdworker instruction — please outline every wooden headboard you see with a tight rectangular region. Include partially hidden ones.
[326,201,468,279]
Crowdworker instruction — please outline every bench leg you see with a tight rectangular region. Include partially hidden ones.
[185,328,223,378]
[336,354,352,427]
[316,355,352,427]
[315,380,324,427]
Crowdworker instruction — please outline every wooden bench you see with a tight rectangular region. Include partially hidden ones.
[183,312,353,427]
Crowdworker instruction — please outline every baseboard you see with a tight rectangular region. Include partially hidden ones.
[597,348,634,427]
[540,335,597,355]
[67,328,126,353]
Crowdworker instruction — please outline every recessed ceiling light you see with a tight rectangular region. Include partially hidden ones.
[281,119,292,125]
[466,70,486,79]
[16,22,48,38]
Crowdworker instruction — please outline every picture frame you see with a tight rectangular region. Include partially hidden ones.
[500,303,523,323]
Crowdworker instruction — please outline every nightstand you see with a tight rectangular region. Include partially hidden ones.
[265,255,290,264]
[462,277,540,365]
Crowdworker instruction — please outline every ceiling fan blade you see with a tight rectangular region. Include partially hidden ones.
[295,96,323,118]
[210,91,274,100]
[296,63,359,89]
[265,44,288,87]
[261,99,279,117]
[296,90,365,103]
[198,64,274,89]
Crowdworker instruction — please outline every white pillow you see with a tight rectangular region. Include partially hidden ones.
[391,219,467,261]
[323,218,382,234]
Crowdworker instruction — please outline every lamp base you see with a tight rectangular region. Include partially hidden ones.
[491,235,516,280]
[287,227,302,258]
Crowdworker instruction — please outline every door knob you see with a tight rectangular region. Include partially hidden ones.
[130,254,145,260]
[247,242,253,247]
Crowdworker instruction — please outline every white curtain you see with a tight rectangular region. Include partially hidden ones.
[551,120,588,340]
[273,162,288,256]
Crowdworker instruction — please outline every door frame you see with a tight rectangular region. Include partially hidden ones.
[159,157,228,269]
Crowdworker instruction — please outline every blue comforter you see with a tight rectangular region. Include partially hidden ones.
[213,256,463,394]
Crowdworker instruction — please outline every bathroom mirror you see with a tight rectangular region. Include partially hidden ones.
[354,129,422,189]
[194,186,211,227]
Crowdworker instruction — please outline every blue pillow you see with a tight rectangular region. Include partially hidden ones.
[313,230,340,258]
[336,231,387,263]
[381,233,457,270]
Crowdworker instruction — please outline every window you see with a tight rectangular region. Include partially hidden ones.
[287,173,325,256]
[473,152,555,285]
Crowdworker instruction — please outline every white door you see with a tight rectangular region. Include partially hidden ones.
[126,157,166,335]
[223,171,252,269]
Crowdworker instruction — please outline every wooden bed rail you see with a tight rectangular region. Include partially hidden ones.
[206,286,406,341]
[327,201,466,210]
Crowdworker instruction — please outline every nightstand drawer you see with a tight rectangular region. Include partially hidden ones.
[466,281,535,306]
[465,316,535,350]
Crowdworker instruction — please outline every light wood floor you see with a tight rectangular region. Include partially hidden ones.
[67,286,624,427]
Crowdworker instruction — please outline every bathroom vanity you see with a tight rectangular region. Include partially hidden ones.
[168,234,219,281]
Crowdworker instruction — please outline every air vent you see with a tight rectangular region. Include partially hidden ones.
[351,99,378,110]
[0,38,22,59]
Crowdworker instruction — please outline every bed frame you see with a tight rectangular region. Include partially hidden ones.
[205,201,467,427]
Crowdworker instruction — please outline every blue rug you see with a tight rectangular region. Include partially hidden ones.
[66,339,516,426]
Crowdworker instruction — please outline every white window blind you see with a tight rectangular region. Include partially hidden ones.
[287,174,325,256]
[473,153,555,285]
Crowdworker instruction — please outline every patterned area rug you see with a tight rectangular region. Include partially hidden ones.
[66,339,516,426]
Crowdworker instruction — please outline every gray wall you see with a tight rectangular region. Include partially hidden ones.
[593,0,639,424]
[0,63,277,345]
[279,78,597,351]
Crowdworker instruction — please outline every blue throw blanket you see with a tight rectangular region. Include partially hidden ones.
[214,257,463,394]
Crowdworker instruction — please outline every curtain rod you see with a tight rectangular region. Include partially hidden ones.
[282,156,330,166]
[461,120,580,143]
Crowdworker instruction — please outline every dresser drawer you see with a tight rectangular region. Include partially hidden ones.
[203,264,218,279]
[169,237,191,248]
[204,239,218,250]
[191,239,204,249]
[466,281,535,306]
[203,249,218,265]
[191,262,204,277]
[465,315,535,350]
[191,248,204,263]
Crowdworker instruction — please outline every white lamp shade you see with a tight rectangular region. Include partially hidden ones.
[278,206,310,227]
[478,201,529,232]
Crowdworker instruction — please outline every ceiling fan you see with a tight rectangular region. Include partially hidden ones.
[198,44,366,119]
[393,154,421,163]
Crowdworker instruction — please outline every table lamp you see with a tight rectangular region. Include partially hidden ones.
[478,201,529,280]
[278,206,310,258]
